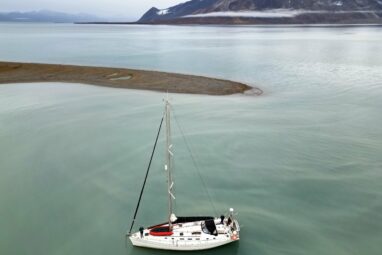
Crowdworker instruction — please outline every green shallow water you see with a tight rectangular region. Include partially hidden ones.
[0,24,382,255]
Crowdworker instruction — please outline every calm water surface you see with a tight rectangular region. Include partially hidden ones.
[0,24,381,255]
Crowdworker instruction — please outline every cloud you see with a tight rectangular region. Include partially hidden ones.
[0,0,183,20]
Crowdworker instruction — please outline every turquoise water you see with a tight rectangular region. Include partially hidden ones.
[0,24,382,255]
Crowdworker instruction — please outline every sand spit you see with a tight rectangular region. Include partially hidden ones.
[0,62,260,95]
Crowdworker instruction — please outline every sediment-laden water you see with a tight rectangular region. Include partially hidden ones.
[0,23,381,255]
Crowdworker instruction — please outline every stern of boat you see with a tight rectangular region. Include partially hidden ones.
[227,208,240,241]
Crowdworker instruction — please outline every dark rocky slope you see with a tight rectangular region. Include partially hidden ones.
[138,0,382,24]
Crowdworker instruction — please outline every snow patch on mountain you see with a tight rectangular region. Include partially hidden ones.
[333,1,343,7]
[157,9,170,15]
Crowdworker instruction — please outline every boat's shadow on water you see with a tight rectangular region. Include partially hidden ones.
[128,242,240,255]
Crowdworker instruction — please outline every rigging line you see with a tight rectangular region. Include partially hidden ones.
[172,110,218,216]
[127,115,164,236]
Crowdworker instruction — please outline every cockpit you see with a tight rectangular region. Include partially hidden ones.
[201,220,218,236]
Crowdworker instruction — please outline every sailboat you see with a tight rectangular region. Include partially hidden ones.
[127,99,240,251]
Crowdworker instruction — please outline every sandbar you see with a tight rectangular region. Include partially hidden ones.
[0,61,261,96]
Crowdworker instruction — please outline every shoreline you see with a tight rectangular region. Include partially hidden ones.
[0,61,260,96]
[77,12,382,26]
[77,22,382,27]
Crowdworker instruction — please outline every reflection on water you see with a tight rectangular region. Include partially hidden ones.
[0,24,382,255]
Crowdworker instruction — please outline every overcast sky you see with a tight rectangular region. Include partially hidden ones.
[0,0,184,20]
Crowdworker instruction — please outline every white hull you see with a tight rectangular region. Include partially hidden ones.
[130,236,235,251]
[129,217,240,251]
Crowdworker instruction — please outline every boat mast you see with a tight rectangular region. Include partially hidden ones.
[165,99,175,230]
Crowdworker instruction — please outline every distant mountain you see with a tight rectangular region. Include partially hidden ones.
[138,0,382,24]
[0,10,102,23]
